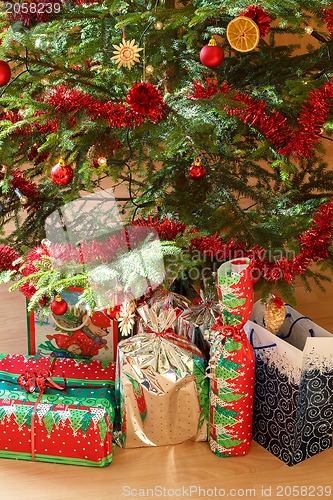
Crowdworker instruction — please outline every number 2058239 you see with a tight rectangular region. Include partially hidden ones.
[275,485,332,497]
[5,2,61,14]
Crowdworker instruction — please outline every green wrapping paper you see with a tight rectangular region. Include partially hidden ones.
[115,304,209,448]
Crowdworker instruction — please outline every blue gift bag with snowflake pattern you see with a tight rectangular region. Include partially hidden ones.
[247,302,333,466]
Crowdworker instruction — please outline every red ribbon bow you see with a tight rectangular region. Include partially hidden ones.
[18,369,65,394]
[145,327,203,358]
[212,317,242,340]
[17,359,66,461]
[145,326,174,337]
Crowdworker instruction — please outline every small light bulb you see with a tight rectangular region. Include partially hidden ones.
[145,65,154,74]
[304,26,313,35]
[97,156,107,165]
[41,78,49,86]
[19,195,29,205]
[41,238,52,248]
[154,21,163,30]
[14,187,28,205]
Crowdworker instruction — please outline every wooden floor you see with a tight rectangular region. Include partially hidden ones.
[0,283,333,500]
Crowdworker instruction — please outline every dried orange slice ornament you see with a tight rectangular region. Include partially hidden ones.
[226,16,260,53]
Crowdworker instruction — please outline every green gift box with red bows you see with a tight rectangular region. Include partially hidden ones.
[0,353,115,467]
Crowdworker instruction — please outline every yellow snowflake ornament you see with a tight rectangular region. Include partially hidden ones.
[111,38,144,69]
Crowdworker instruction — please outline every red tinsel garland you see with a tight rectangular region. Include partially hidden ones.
[0,110,21,124]
[10,169,40,200]
[129,207,333,284]
[292,198,333,273]
[0,168,40,209]
[189,79,291,151]
[279,77,333,157]
[43,83,167,129]
[131,216,188,240]
[323,4,333,38]
[188,78,333,158]
[2,199,333,289]
[19,245,50,299]
[0,84,167,153]
[0,110,59,143]
[230,91,291,150]
[27,144,50,166]
[0,245,20,272]
[191,234,243,261]
[44,85,130,127]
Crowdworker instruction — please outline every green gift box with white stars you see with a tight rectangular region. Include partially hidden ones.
[0,354,116,467]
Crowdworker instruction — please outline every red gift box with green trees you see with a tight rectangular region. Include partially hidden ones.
[0,354,115,467]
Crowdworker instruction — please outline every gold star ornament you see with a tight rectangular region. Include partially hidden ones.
[111,38,144,69]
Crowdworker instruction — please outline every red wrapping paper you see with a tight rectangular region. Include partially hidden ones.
[0,354,115,467]
[209,258,255,457]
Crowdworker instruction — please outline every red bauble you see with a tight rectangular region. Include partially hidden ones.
[0,60,11,87]
[188,159,206,180]
[51,159,73,186]
[200,37,224,69]
[50,294,68,316]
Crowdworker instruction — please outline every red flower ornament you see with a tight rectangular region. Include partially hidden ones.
[126,82,167,122]
[239,6,272,38]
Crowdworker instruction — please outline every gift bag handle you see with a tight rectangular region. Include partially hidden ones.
[278,313,315,340]
[249,328,277,350]
[51,313,90,332]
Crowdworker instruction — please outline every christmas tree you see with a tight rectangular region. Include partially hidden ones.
[1,0,333,306]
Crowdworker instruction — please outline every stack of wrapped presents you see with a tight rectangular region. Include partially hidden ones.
[1,257,333,467]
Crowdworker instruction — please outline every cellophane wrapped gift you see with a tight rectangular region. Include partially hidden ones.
[115,304,209,448]
[147,287,191,311]
[209,258,255,457]
[177,291,220,343]
[134,287,191,337]
[0,354,115,466]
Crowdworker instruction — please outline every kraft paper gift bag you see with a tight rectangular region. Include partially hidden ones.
[115,304,209,448]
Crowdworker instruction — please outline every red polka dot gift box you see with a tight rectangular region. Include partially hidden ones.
[0,354,116,467]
